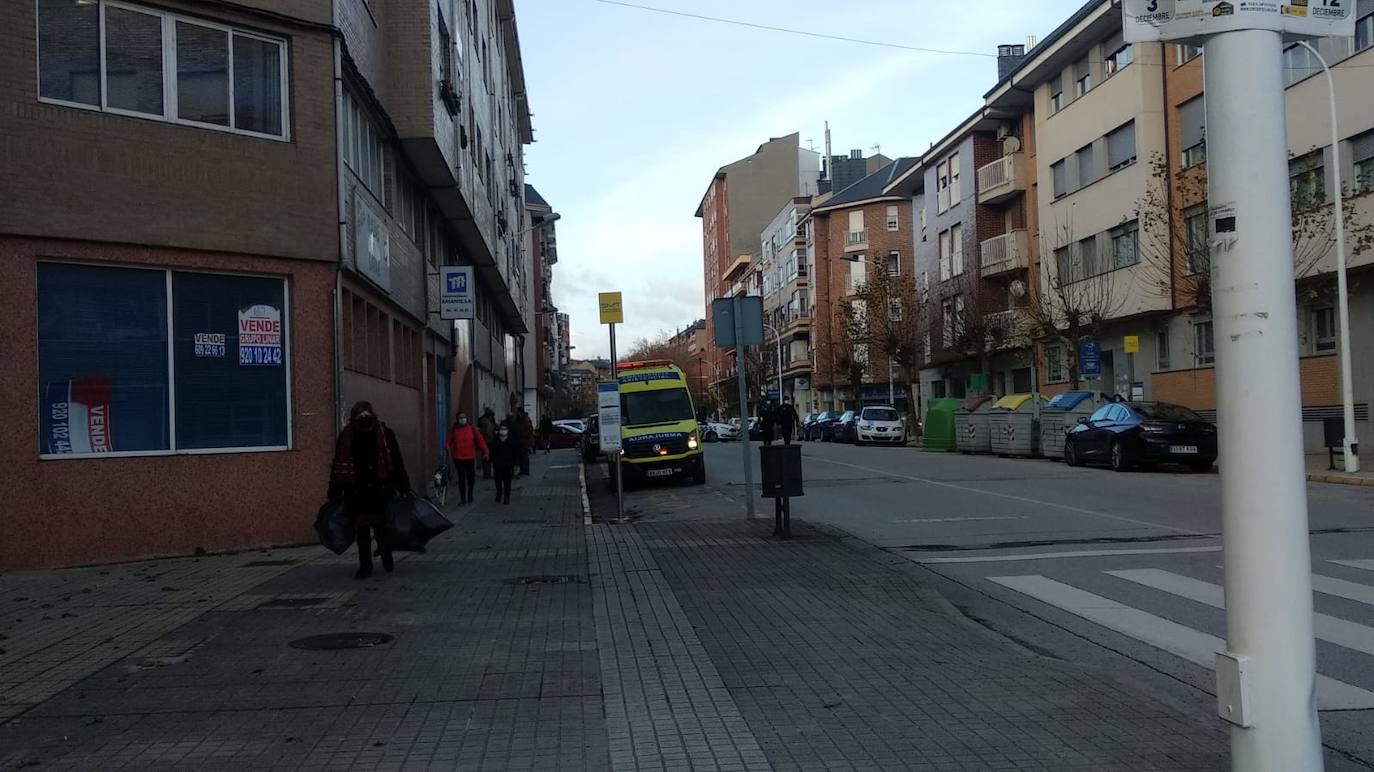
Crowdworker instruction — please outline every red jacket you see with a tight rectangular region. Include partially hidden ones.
[445,424,489,461]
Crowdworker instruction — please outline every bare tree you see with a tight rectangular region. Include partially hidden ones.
[852,267,922,415]
[831,300,868,410]
[1027,209,1131,389]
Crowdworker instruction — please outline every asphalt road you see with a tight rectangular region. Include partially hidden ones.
[612,439,1374,763]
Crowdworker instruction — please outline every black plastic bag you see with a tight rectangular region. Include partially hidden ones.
[386,495,454,552]
[315,499,355,555]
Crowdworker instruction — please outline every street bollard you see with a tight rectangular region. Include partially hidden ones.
[759,444,803,540]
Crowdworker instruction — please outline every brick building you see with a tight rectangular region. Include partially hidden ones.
[1,0,538,568]
[523,184,559,419]
[809,158,920,412]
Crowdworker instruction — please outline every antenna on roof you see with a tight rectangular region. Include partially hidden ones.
[872,144,881,156]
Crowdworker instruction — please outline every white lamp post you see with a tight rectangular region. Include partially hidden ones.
[1297,41,1359,473]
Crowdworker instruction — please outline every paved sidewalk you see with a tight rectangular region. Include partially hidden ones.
[1307,452,1374,486]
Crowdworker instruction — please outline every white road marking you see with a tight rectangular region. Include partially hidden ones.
[1311,575,1374,608]
[990,574,1374,711]
[913,546,1221,564]
[1332,559,1374,573]
[892,516,1027,524]
[1110,569,1374,658]
[813,456,1200,535]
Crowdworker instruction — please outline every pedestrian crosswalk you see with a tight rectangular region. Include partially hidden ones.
[989,558,1374,711]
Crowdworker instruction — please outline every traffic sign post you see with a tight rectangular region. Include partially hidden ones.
[1123,2,1355,768]
[438,266,478,418]
[599,293,625,519]
[712,296,764,520]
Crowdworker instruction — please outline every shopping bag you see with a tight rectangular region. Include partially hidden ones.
[314,498,355,555]
[386,495,453,552]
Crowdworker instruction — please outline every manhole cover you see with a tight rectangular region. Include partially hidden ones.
[242,559,296,567]
[289,633,395,650]
[260,597,329,608]
[505,575,581,585]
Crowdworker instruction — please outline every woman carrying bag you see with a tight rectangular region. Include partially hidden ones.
[328,401,411,579]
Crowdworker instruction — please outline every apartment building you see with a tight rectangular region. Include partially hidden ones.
[695,133,820,391]
[523,184,559,419]
[759,198,814,407]
[0,0,536,568]
[809,157,920,412]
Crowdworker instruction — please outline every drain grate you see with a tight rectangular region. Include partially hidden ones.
[505,575,581,585]
[260,596,330,608]
[242,559,297,567]
[289,633,395,651]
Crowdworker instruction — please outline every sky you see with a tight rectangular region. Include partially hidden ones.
[515,0,1088,359]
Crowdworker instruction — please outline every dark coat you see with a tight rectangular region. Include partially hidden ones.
[775,404,801,430]
[489,432,520,472]
[329,424,410,527]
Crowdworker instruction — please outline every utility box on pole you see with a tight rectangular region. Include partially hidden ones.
[1124,3,1356,770]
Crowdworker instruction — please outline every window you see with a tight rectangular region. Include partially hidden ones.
[1078,235,1100,278]
[1074,57,1092,97]
[1283,44,1321,87]
[1107,121,1136,171]
[1110,222,1139,269]
[1046,344,1065,383]
[923,332,932,364]
[37,263,289,456]
[1352,131,1374,195]
[1195,319,1215,365]
[886,205,900,231]
[1358,12,1373,53]
[847,256,866,294]
[938,229,952,282]
[951,223,965,276]
[1049,75,1064,113]
[949,153,961,203]
[886,251,901,276]
[1184,204,1210,274]
[1177,44,1203,64]
[344,91,385,196]
[1051,160,1067,198]
[888,300,902,322]
[1156,330,1171,371]
[1312,306,1337,353]
[942,302,954,348]
[37,1,287,137]
[1076,145,1097,188]
[1290,151,1326,211]
[1054,246,1072,287]
[1179,97,1206,169]
[1104,31,1133,75]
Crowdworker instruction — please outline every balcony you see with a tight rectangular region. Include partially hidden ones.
[985,308,1033,350]
[844,230,868,252]
[980,230,1031,279]
[976,152,1027,205]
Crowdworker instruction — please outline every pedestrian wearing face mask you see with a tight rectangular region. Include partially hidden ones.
[489,421,519,504]
[444,411,488,506]
[328,401,410,579]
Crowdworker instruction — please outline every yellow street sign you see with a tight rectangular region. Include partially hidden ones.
[599,292,624,325]
[1123,335,1140,354]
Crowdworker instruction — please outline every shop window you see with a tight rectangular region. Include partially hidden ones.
[37,263,289,456]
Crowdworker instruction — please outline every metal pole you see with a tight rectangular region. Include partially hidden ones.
[610,323,623,519]
[471,318,480,421]
[734,298,756,519]
[1206,29,1323,771]
[888,359,895,405]
[1299,41,1358,473]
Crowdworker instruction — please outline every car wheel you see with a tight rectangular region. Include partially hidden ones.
[692,463,706,484]
[706,431,718,443]
[1110,440,1130,472]
[1065,441,1082,467]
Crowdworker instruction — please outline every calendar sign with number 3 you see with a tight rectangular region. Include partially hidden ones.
[1122,0,1354,42]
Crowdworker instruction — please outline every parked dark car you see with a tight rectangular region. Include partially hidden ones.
[805,411,838,441]
[581,414,601,462]
[547,424,583,450]
[824,410,857,443]
[1065,401,1217,472]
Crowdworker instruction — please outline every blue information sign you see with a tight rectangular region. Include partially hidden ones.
[1078,340,1102,377]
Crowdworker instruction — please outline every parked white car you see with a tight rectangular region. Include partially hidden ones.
[855,406,906,446]
[699,421,740,442]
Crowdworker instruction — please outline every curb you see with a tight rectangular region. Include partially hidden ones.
[1307,472,1374,487]
[578,460,593,526]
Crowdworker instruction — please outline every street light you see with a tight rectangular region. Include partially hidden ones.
[1297,41,1359,473]
[519,212,561,236]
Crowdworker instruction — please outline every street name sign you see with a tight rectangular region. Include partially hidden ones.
[1124,0,1355,42]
